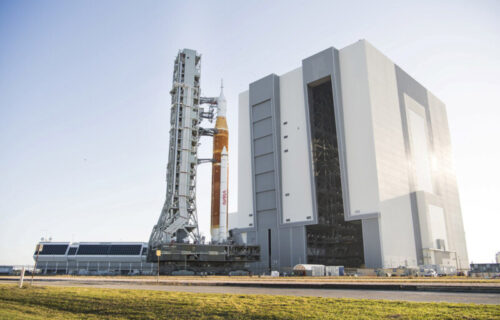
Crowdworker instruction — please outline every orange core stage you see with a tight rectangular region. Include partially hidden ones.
[210,116,228,240]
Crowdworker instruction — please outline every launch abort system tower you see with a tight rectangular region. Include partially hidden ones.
[147,49,259,273]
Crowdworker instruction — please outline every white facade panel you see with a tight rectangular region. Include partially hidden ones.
[228,212,238,231]
[378,196,417,267]
[363,41,418,267]
[405,94,434,193]
[364,42,411,202]
[279,67,314,224]
[233,91,254,229]
[428,205,448,249]
[427,92,469,268]
[339,41,380,217]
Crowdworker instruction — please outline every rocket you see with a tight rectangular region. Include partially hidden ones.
[210,85,229,243]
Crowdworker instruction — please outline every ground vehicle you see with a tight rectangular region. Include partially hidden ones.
[419,268,438,277]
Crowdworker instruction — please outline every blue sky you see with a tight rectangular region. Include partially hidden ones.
[1,0,499,265]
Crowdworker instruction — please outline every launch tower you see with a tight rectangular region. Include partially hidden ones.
[149,49,203,246]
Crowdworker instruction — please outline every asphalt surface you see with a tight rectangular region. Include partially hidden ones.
[2,278,499,305]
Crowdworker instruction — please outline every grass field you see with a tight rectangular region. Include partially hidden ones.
[0,284,498,319]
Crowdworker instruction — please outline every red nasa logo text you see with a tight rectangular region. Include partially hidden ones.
[222,190,227,206]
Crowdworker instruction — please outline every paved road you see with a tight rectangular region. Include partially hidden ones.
[18,279,500,305]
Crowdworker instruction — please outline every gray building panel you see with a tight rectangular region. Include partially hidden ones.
[254,135,274,156]
[255,171,275,192]
[293,227,307,265]
[302,47,335,84]
[254,154,274,174]
[362,218,383,268]
[256,190,277,210]
[248,74,283,271]
[252,101,272,121]
[252,118,273,138]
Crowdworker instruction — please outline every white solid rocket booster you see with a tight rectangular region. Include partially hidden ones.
[218,146,228,242]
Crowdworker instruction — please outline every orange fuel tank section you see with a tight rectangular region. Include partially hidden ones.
[211,115,228,240]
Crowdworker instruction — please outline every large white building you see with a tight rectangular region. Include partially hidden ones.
[230,40,469,273]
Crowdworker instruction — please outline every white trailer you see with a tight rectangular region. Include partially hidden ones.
[325,266,344,276]
[293,264,325,276]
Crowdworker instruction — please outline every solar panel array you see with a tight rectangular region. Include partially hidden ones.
[76,244,142,255]
[37,244,68,255]
[109,245,142,255]
[34,243,145,256]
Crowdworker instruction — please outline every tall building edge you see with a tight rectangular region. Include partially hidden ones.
[232,39,469,272]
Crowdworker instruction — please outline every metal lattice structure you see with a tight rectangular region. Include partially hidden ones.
[305,80,365,267]
[149,49,203,246]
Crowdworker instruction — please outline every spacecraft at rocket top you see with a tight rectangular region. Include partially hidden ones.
[210,85,229,243]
